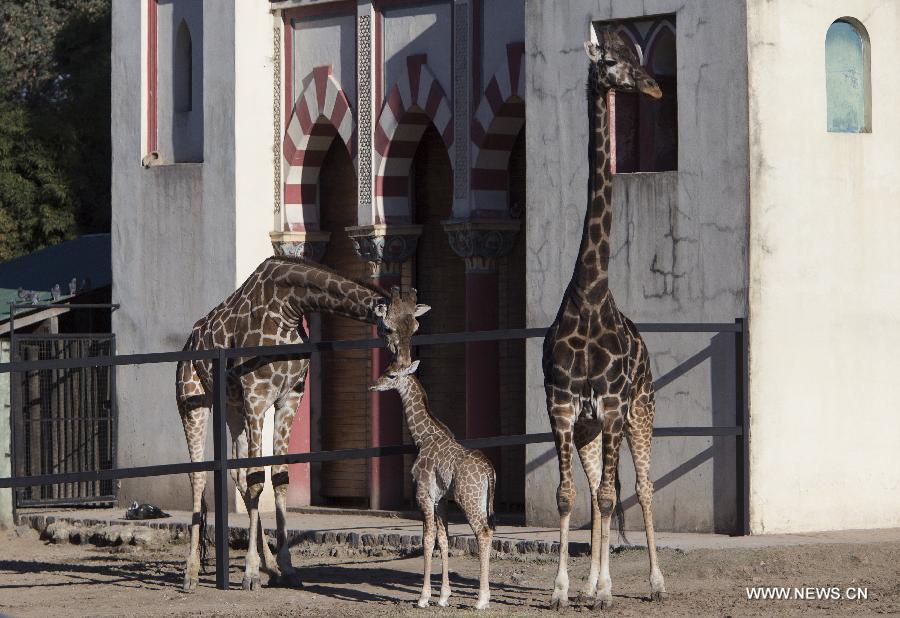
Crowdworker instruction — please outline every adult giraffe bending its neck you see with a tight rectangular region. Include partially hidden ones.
[544,30,666,609]
[175,256,429,591]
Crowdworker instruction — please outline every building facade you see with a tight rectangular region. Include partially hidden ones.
[111,0,900,533]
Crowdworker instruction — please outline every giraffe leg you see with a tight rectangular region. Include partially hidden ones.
[475,526,493,610]
[416,482,437,608]
[627,401,666,602]
[574,422,603,603]
[228,414,281,582]
[594,427,624,610]
[178,399,209,592]
[435,498,451,607]
[456,458,494,610]
[548,404,576,610]
[240,406,267,591]
[269,391,303,588]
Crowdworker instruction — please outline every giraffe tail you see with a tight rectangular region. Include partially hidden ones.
[199,494,210,573]
[486,470,497,531]
[614,471,629,546]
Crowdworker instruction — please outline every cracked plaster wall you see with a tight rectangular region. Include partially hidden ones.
[524,0,749,531]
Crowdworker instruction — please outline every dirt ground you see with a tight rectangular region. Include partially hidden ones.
[0,528,898,617]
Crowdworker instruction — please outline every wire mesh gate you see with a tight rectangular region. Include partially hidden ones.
[10,334,117,507]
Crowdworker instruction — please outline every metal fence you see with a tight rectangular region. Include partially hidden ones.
[10,334,116,507]
[0,319,749,590]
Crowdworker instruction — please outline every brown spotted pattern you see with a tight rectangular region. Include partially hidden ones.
[175,256,429,592]
[370,361,496,610]
[543,33,666,609]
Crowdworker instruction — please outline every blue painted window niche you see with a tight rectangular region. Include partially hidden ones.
[825,18,871,133]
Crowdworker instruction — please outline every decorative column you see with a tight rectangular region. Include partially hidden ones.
[347,224,422,510]
[452,0,472,219]
[270,231,330,508]
[269,230,331,261]
[444,219,519,467]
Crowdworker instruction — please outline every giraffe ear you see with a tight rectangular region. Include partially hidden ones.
[405,360,420,375]
[584,41,601,62]
[414,304,431,317]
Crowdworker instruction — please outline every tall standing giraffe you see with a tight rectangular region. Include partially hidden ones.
[175,255,430,591]
[543,31,667,609]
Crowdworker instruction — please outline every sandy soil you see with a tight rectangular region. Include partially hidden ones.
[0,528,898,617]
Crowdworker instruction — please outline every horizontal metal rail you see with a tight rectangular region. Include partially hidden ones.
[9,303,121,311]
[0,318,750,588]
[0,427,741,490]
[0,323,741,374]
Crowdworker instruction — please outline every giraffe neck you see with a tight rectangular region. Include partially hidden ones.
[268,258,384,325]
[395,375,453,446]
[573,86,612,293]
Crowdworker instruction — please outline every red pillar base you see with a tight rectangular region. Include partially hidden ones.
[287,318,312,507]
[465,269,501,471]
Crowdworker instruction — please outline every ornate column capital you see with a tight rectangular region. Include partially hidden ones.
[443,218,521,272]
[346,224,423,278]
[269,230,331,262]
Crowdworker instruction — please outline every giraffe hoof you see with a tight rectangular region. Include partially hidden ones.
[182,575,198,592]
[268,571,302,588]
[651,590,667,602]
[593,597,613,610]
[550,596,568,611]
[242,575,262,591]
[417,598,430,608]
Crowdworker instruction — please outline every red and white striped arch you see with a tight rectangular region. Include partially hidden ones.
[470,42,525,214]
[283,65,357,231]
[373,55,453,222]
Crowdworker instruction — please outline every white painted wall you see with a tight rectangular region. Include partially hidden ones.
[234,0,280,513]
[747,0,900,533]
[383,2,452,100]
[293,13,357,109]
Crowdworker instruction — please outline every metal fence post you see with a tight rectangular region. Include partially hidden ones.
[734,317,750,535]
[213,348,230,589]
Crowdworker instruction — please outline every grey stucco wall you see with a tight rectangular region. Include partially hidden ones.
[111,0,237,510]
[524,0,749,531]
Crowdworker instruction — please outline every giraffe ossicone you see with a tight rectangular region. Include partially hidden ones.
[370,360,496,610]
[175,255,428,592]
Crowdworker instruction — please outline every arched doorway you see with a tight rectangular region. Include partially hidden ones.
[412,122,465,452]
[317,132,368,507]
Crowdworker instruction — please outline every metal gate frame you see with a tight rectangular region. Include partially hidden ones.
[8,303,118,507]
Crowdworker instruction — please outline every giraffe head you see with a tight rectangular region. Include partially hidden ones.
[368,359,420,392]
[584,30,662,100]
[373,286,430,367]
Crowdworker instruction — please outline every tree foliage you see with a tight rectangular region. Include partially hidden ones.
[0,0,110,260]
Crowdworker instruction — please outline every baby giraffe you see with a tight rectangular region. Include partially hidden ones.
[370,360,496,610]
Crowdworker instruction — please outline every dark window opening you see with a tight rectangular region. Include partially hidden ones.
[598,16,678,173]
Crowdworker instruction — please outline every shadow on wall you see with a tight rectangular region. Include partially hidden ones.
[526,332,738,534]
[159,0,204,162]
